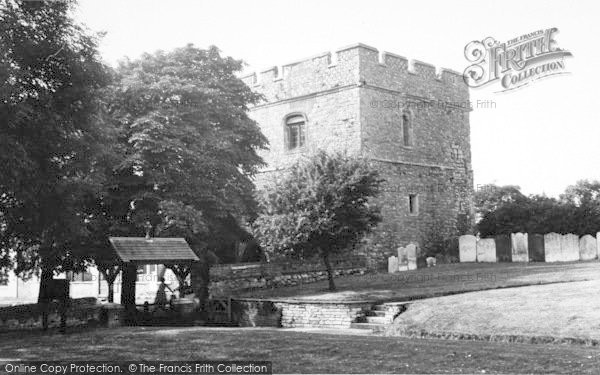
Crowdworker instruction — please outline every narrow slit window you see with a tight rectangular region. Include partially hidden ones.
[402,113,412,147]
[409,194,419,215]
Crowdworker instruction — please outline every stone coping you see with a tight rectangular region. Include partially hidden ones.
[230,297,374,305]
[227,278,594,306]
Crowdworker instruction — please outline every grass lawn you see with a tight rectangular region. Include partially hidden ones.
[236,261,600,302]
[385,278,600,342]
[1,326,599,373]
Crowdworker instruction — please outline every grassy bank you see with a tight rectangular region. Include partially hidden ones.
[237,261,600,302]
[385,279,600,342]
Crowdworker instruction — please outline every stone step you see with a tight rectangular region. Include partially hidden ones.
[350,322,386,331]
[365,316,391,324]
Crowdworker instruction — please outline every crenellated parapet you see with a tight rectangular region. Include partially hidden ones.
[240,43,469,105]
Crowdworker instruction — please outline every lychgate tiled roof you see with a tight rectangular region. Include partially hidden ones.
[108,237,199,263]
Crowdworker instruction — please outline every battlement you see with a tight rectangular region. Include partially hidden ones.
[240,43,468,104]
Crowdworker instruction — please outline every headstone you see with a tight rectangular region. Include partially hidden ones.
[561,233,580,262]
[544,233,561,262]
[494,234,511,262]
[406,243,418,270]
[511,232,529,262]
[476,238,496,262]
[397,247,409,271]
[388,256,399,274]
[528,234,545,262]
[579,234,597,261]
[459,235,477,262]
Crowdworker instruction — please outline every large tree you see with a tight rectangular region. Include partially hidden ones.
[0,0,112,296]
[560,180,600,235]
[474,184,526,217]
[252,152,383,291]
[85,44,268,303]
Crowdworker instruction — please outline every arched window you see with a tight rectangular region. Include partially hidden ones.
[402,112,412,147]
[285,114,306,150]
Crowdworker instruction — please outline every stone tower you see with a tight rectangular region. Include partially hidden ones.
[241,43,474,268]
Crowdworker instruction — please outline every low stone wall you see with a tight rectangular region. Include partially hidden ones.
[207,256,367,296]
[231,299,282,327]
[276,301,372,328]
[0,298,124,331]
[230,298,372,329]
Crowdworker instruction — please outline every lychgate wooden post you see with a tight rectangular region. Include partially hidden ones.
[120,262,137,325]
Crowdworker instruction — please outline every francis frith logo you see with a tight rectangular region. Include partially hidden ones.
[463,27,572,92]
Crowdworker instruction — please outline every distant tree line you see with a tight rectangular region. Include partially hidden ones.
[476,181,600,237]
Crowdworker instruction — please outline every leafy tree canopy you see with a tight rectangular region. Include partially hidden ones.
[79,45,269,301]
[0,0,112,282]
[474,184,526,217]
[252,151,383,291]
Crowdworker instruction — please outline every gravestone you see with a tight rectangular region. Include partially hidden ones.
[397,247,409,271]
[579,234,597,261]
[476,238,496,262]
[528,234,545,262]
[544,232,561,262]
[459,235,477,262]
[494,234,511,262]
[561,233,580,262]
[406,243,418,270]
[388,256,399,274]
[511,232,529,262]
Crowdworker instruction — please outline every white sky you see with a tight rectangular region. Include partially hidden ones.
[75,0,600,197]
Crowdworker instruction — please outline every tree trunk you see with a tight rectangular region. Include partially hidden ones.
[322,252,336,291]
[99,266,119,303]
[38,265,54,303]
[192,258,209,311]
[107,281,114,303]
[120,263,137,325]
[38,264,54,330]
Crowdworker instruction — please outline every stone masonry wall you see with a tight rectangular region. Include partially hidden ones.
[0,298,124,332]
[357,45,473,266]
[207,256,367,296]
[276,301,371,328]
[359,161,472,268]
[230,298,372,329]
[243,43,474,269]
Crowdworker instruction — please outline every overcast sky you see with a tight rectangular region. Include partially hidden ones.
[75,0,600,197]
